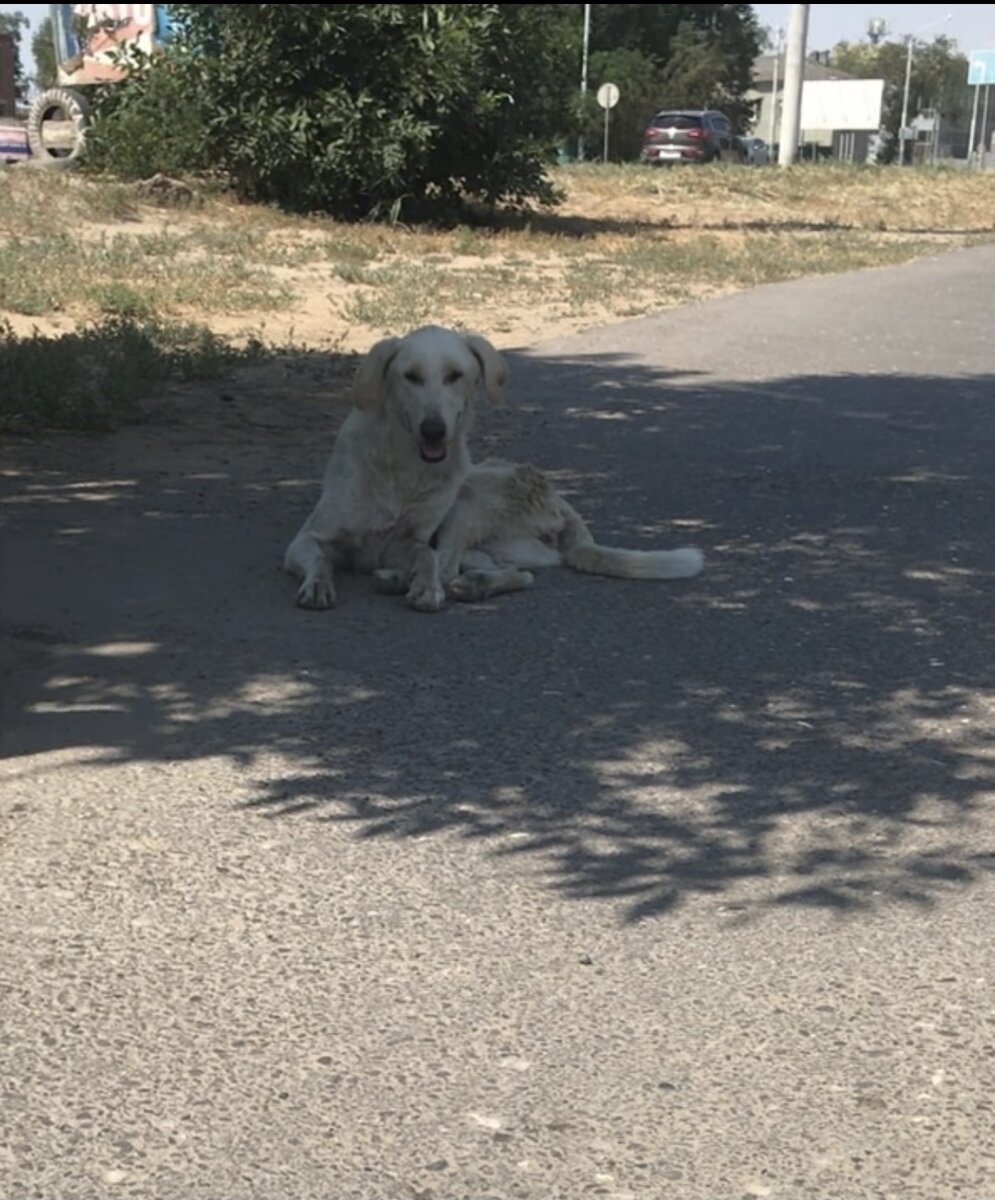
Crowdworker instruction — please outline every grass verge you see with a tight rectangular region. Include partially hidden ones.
[0,316,266,433]
[1,161,994,431]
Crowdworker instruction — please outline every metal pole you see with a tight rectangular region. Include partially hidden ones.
[900,35,914,165]
[778,5,809,166]
[603,103,610,163]
[968,83,981,164]
[578,3,591,161]
[767,36,780,148]
[982,84,992,163]
[897,13,952,165]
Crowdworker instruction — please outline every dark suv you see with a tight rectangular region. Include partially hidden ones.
[640,109,744,165]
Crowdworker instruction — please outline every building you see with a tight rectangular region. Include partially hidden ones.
[748,53,886,162]
[0,31,18,120]
[749,53,856,147]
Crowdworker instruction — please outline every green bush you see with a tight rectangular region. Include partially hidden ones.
[85,47,211,180]
[0,317,261,432]
[169,4,579,219]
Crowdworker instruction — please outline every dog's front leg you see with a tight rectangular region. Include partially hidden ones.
[285,529,337,609]
[405,542,446,613]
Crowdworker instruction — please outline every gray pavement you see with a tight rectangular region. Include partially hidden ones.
[1,245,994,1200]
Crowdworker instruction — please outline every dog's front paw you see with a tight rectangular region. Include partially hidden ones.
[297,577,336,610]
[406,581,446,613]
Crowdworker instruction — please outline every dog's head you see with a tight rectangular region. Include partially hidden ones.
[351,325,506,465]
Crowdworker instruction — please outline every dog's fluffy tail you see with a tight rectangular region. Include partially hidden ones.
[559,503,704,581]
[564,541,704,579]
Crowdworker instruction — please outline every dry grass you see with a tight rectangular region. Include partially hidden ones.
[555,161,995,234]
[0,231,290,318]
[1,162,993,353]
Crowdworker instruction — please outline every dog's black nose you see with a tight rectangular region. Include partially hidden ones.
[420,416,446,443]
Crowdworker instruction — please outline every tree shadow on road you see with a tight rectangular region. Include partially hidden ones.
[2,347,993,923]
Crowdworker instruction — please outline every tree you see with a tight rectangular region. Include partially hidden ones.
[32,16,59,90]
[655,20,754,118]
[597,4,758,115]
[574,3,764,157]
[0,11,29,103]
[156,3,579,219]
[578,48,662,162]
[832,35,971,162]
[583,47,661,161]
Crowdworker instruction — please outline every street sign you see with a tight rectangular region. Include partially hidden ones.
[596,83,620,110]
[595,82,620,163]
[968,50,995,86]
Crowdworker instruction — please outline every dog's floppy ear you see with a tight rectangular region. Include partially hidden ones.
[464,333,507,406]
[352,336,401,411]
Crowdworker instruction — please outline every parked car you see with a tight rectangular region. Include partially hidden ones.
[738,135,770,165]
[640,109,745,165]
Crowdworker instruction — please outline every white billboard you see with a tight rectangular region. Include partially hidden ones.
[800,79,885,132]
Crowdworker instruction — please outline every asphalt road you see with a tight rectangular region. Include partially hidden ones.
[2,245,994,1200]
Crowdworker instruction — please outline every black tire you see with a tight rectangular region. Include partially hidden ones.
[27,87,91,165]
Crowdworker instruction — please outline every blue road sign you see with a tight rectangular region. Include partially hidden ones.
[968,50,995,86]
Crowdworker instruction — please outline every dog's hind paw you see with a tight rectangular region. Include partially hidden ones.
[447,571,492,603]
[372,569,409,596]
[449,569,534,603]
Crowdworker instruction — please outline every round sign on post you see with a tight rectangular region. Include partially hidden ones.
[595,82,620,163]
[596,82,620,110]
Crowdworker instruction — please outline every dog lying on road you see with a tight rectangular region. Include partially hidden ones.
[284,325,704,612]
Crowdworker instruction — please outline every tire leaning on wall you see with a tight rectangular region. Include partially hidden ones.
[26,88,92,168]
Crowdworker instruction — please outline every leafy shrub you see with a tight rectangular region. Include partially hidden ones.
[169,4,579,219]
[85,46,211,180]
[0,317,261,432]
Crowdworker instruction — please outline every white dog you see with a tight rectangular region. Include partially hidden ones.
[284,325,506,612]
[284,324,703,612]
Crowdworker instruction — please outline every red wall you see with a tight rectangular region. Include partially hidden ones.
[0,33,18,119]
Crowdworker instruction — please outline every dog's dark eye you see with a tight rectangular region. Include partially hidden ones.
[404,370,424,385]
[445,370,463,384]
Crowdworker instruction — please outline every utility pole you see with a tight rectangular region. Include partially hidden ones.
[767,27,784,149]
[968,81,981,164]
[900,14,952,165]
[777,4,810,166]
[578,3,591,161]
[899,33,915,164]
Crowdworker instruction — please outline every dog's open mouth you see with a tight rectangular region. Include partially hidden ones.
[419,438,448,464]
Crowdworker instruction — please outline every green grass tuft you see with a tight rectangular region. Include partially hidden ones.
[0,316,266,433]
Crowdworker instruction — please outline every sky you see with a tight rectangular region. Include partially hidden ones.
[3,4,995,66]
[752,5,993,53]
[2,3,48,40]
